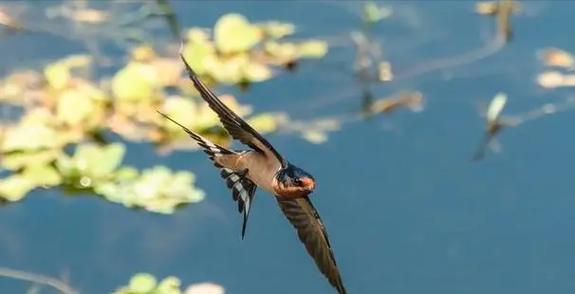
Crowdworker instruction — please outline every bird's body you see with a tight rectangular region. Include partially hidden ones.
[158,53,346,294]
[214,150,281,194]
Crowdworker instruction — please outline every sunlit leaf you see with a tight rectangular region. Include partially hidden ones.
[259,21,295,39]
[74,143,125,178]
[182,38,216,75]
[96,166,204,214]
[56,89,96,125]
[242,62,272,82]
[247,113,277,134]
[186,28,210,44]
[131,45,156,62]
[1,149,60,170]
[302,130,328,144]
[0,175,35,201]
[204,54,248,84]
[22,164,61,187]
[44,62,71,91]
[112,62,159,102]
[157,277,182,294]
[1,120,58,152]
[128,273,157,293]
[214,13,261,54]
[363,2,392,25]
[487,92,507,122]
[297,40,328,59]
[265,42,298,64]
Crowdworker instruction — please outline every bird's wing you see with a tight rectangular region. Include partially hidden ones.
[276,196,346,294]
[159,112,257,238]
[180,54,287,168]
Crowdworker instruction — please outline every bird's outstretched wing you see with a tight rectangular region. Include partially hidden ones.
[276,196,346,294]
[158,111,257,238]
[180,54,287,168]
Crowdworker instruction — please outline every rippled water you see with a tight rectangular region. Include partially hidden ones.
[1,1,575,293]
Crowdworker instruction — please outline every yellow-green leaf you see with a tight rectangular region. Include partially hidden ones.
[297,40,328,59]
[259,21,295,39]
[1,121,58,152]
[214,13,261,54]
[128,273,157,293]
[0,175,35,201]
[2,149,60,170]
[56,89,96,125]
[247,113,277,134]
[22,164,62,187]
[44,62,71,90]
[112,62,158,102]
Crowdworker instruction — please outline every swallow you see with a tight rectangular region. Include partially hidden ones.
[158,54,346,294]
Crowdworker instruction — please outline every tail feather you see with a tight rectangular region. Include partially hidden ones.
[159,111,257,239]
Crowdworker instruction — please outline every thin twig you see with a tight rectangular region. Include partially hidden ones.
[0,266,77,294]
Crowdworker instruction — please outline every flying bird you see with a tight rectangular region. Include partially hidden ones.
[158,54,346,294]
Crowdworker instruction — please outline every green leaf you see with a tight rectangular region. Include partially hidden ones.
[156,277,182,294]
[74,143,125,178]
[22,164,62,187]
[297,40,328,59]
[56,89,96,125]
[182,36,216,75]
[1,149,60,170]
[0,175,36,201]
[242,62,272,82]
[128,273,157,293]
[204,54,247,84]
[1,120,58,152]
[259,21,295,39]
[96,166,204,214]
[214,13,261,54]
[112,62,159,102]
[44,62,71,91]
[246,113,277,134]
[363,2,391,25]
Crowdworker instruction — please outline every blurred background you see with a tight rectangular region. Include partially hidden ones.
[1,1,575,293]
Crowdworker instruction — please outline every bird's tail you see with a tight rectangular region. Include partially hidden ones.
[157,111,233,163]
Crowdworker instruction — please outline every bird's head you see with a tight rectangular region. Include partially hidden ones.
[273,164,316,197]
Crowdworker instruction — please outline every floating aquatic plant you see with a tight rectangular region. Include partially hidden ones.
[0,10,329,210]
[113,273,225,294]
[181,13,328,85]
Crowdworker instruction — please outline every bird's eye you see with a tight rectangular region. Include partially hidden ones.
[294,178,302,186]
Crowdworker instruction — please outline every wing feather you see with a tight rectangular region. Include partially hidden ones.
[180,54,286,168]
[277,196,346,294]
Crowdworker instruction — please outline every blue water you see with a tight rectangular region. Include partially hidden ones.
[2,1,575,293]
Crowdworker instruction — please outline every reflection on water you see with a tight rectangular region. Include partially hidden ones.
[2,1,575,293]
